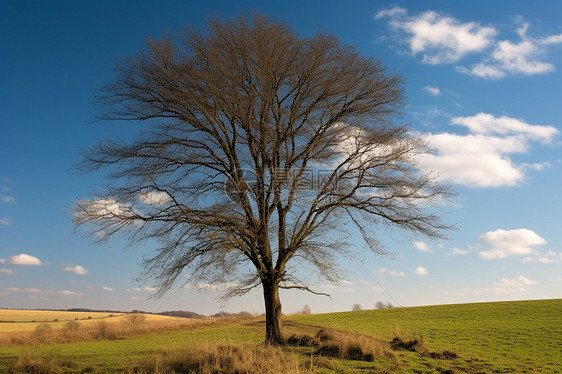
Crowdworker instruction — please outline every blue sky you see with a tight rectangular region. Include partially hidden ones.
[1,0,561,315]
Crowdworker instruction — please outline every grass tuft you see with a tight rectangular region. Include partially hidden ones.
[8,348,78,374]
[127,343,302,374]
[287,328,393,362]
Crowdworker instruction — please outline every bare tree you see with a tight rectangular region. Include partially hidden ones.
[376,301,395,309]
[301,304,311,315]
[352,304,363,312]
[74,14,452,344]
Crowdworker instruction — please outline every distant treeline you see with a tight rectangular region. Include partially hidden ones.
[157,310,205,319]
[211,311,256,318]
[66,308,123,313]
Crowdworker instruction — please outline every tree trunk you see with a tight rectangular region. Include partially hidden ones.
[262,278,284,344]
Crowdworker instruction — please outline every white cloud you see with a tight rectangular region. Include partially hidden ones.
[459,19,562,79]
[414,241,432,252]
[378,268,406,277]
[415,266,428,275]
[0,253,42,266]
[447,248,471,255]
[74,198,131,222]
[451,113,558,143]
[102,287,113,292]
[457,63,506,79]
[0,268,15,275]
[478,228,546,259]
[63,265,89,275]
[492,275,536,293]
[422,86,441,96]
[139,190,171,206]
[542,33,562,45]
[378,9,562,79]
[523,250,560,264]
[341,279,354,285]
[60,290,81,296]
[418,113,558,188]
[377,8,496,64]
[0,218,10,226]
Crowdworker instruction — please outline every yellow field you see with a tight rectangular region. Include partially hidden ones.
[0,311,209,348]
[0,309,194,333]
[0,309,121,321]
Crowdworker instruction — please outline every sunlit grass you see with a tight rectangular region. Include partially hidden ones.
[288,299,562,373]
[0,300,560,373]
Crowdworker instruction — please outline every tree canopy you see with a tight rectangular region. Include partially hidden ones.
[75,14,453,344]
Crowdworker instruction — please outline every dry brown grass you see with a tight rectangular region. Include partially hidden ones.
[287,327,394,362]
[127,343,303,374]
[315,328,393,361]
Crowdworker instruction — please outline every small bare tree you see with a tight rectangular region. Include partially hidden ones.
[352,304,363,312]
[74,14,452,344]
[376,301,395,309]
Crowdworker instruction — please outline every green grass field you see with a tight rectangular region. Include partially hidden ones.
[289,299,562,373]
[0,299,560,373]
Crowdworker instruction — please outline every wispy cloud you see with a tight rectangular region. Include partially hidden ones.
[126,286,157,292]
[523,250,561,264]
[1,196,16,204]
[491,275,536,293]
[443,275,538,297]
[447,247,471,255]
[62,265,89,275]
[60,290,82,296]
[374,6,407,20]
[5,287,42,294]
[0,268,15,275]
[415,266,428,275]
[458,19,562,79]
[414,241,433,252]
[0,253,42,266]
[183,283,239,292]
[422,86,441,96]
[0,218,10,226]
[418,113,558,187]
[102,286,113,292]
[139,190,171,206]
[1,287,82,297]
[378,268,406,277]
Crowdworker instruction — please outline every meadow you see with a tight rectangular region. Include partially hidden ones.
[0,299,559,373]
